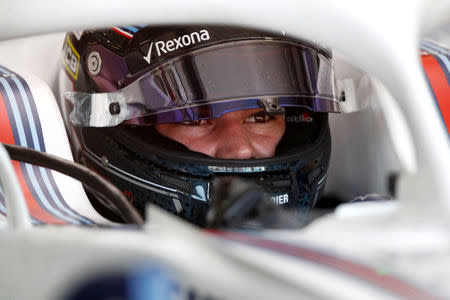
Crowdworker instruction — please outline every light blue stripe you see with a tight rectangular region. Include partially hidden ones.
[11,77,42,150]
[11,77,91,224]
[0,78,28,146]
[0,78,78,224]
[24,163,78,223]
[38,167,91,223]
[124,26,139,33]
[420,44,432,52]
[422,41,449,53]
[422,42,438,51]
[435,53,450,74]
[0,66,9,74]
[0,197,6,214]
[421,43,439,53]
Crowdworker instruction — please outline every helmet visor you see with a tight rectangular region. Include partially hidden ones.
[65,40,341,127]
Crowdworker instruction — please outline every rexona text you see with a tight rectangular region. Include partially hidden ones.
[144,29,210,64]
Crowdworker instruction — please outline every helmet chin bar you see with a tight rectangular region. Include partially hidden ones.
[76,112,331,226]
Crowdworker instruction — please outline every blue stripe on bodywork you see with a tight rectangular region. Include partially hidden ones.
[0,68,94,224]
[0,77,79,223]
[12,75,93,224]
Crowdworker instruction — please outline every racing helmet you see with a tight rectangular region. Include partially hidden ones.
[59,25,342,225]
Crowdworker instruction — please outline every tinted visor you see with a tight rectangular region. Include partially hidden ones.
[66,40,341,127]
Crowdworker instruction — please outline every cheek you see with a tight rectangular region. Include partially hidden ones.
[155,124,216,154]
[247,119,286,157]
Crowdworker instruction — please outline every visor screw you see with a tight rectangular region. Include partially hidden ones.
[87,51,102,76]
[109,102,121,115]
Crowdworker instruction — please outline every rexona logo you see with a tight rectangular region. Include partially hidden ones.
[62,36,80,80]
[271,194,289,205]
[143,29,211,64]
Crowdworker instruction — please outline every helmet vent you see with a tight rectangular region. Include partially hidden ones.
[87,51,102,76]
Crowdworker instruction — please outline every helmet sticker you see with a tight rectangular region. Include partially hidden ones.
[112,26,143,39]
[271,194,289,205]
[143,29,211,64]
[192,184,207,201]
[286,112,314,123]
[87,51,102,76]
[72,30,83,40]
[62,36,80,80]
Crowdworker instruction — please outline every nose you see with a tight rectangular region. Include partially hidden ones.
[212,114,254,159]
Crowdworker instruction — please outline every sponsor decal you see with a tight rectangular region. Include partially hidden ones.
[112,26,133,39]
[208,166,267,172]
[271,193,289,205]
[112,25,144,39]
[72,31,83,40]
[143,29,211,64]
[286,111,313,123]
[62,36,80,80]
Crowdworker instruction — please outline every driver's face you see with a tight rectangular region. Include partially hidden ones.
[155,108,286,159]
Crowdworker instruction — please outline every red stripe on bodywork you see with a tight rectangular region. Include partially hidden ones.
[421,55,450,133]
[0,92,65,224]
[208,230,443,300]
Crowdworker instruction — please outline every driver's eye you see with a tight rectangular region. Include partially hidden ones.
[246,111,272,123]
[180,120,208,126]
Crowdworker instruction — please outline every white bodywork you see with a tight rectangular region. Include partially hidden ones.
[0,0,449,299]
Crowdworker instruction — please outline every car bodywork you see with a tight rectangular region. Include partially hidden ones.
[0,0,449,299]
